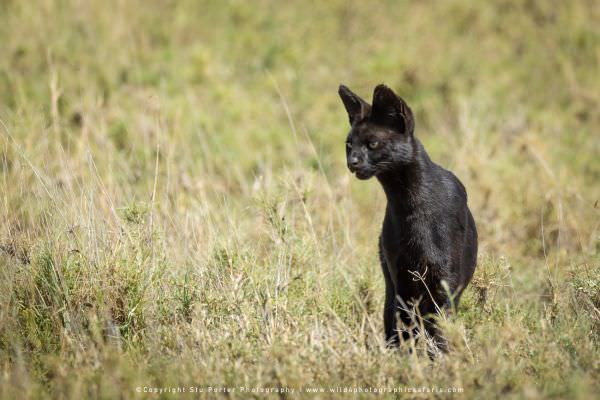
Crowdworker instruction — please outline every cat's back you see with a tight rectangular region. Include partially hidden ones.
[431,161,478,278]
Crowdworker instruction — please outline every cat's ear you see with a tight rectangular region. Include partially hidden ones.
[338,84,371,126]
[371,84,415,135]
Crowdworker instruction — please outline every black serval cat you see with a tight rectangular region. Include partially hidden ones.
[338,84,478,353]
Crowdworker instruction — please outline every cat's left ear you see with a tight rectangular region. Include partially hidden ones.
[371,84,415,135]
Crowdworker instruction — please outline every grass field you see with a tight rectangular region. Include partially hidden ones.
[0,0,599,398]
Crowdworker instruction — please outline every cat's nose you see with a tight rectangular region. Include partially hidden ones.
[348,156,360,168]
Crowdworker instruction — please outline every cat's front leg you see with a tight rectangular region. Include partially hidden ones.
[383,278,399,347]
[380,241,399,347]
[379,236,400,347]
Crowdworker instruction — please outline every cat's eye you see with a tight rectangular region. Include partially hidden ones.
[368,141,379,149]
[346,142,352,150]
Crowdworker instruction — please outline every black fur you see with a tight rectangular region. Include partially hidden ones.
[338,84,478,352]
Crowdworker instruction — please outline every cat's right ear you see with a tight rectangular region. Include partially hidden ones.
[338,85,371,126]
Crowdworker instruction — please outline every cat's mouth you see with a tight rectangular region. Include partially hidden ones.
[353,169,375,180]
[348,163,376,180]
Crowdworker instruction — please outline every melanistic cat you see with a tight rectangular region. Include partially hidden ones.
[338,84,478,352]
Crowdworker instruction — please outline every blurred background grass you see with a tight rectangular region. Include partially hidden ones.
[0,0,599,398]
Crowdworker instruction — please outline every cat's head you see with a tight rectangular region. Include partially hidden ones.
[338,84,416,180]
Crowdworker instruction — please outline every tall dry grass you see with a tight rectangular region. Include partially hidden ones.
[0,0,599,398]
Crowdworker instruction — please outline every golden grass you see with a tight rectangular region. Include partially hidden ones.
[0,0,599,398]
